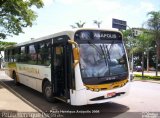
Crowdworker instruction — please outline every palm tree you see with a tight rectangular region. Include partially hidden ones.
[122,28,153,73]
[147,10,160,76]
[122,29,136,71]
[93,20,102,28]
[134,30,153,75]
[70,21,85,29]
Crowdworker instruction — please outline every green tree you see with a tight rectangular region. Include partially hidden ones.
[122,29,136,56]
[122,29,154,72]
[122,29,136,71]
[70,21,85,28]
[147,10,160,76]
[0,41,16,51]
[134,30,153,73]
[0,0,44,39]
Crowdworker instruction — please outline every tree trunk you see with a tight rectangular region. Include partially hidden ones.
[155,40,160,76]
[147,50,149,72]
[142,52,144,78]
[131,53,134,73]
[0,51,1,69]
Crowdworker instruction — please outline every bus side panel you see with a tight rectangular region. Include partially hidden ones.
[36,66,51,92]
[16,64,51,92]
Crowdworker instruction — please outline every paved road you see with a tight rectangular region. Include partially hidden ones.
[1,71,160,118]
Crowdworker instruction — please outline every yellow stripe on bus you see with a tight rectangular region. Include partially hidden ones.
[85,79,128,92]
[8,62,17,68]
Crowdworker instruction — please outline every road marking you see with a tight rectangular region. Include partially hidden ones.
[0,81,49,118]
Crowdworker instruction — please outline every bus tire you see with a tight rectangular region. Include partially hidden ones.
[12,72,20,86]
[43,81,55,102]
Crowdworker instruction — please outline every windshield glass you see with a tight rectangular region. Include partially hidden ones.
[79,43,128,78]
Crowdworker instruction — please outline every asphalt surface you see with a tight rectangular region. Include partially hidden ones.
[0,71,160,118]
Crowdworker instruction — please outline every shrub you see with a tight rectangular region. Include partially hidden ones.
[134,74,160,80]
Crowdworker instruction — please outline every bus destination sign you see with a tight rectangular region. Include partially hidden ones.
[75,30,122,41]
[93,33,117,39]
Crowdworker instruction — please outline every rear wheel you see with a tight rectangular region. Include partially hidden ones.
[43,81,55,102]
[12,72,20,85]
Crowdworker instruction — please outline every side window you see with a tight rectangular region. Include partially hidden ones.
[8,50,11,62]
[15,47,21,62]
[28,44,37,64]
[4,50,8,62]
[38,41,51,66]
[20,46,26,62]
[12,49,17,62]
[8,50,12,62]
[10,49,15,62]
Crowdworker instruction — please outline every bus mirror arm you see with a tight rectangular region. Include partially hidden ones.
[68,40,78,47]
[68,40,80,67]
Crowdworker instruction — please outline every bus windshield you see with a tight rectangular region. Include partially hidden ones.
[79,42,128,79]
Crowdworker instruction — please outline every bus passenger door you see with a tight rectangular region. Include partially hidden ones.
[51,42,70,102]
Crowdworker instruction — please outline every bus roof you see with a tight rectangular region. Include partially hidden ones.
[6,28,122,48]
[14,30,74,47]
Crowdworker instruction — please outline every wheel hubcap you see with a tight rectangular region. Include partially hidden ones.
[45,86,52,97]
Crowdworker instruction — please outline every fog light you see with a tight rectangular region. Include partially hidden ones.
[94,88,99,92]
[90,88,94,91]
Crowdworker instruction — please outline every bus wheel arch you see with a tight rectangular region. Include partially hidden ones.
[12,71,20,85]
[42,79,55,102]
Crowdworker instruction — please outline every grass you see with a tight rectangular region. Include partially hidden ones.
[134,74,160,81]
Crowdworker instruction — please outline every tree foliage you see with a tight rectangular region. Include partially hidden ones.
[147,11,160,31]
[0,0,44,39]
[0,41,16,51]
[122,29,136,56]
[147,11,160,57]
[122,29,154,55]
[70,21,85,28]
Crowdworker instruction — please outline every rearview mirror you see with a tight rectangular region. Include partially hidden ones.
[68,40,80,67]
[73,47,79,60]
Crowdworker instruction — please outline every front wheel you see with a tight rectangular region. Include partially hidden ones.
[43,81,55,102]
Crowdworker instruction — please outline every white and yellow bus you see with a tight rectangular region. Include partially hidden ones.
[4,29,131,106]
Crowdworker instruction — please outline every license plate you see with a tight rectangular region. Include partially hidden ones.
[105,92,116,98]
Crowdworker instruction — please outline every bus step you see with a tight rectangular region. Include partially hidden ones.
[54,96,68,103]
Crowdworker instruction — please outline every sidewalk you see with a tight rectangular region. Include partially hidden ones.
[0,70,38,113]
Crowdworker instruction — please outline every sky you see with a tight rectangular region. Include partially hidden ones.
[5,0,160,43]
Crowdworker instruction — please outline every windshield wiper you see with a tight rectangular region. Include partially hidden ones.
[100,45,110,72]
[100,44,111,75]
[87,40,103,57]
[109,40,115,52]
